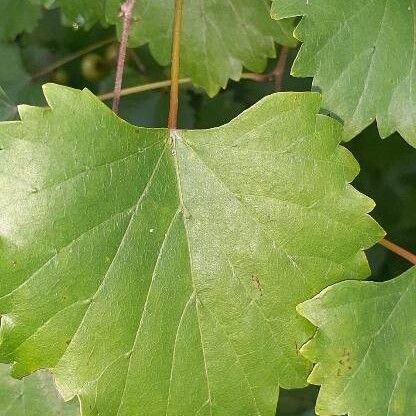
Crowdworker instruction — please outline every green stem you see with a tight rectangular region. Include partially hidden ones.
[98,73,266,101]
[99,78,191,101]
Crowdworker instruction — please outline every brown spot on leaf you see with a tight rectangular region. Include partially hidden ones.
[251,274,262,296]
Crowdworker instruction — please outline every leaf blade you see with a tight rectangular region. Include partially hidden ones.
[0,85,383,415]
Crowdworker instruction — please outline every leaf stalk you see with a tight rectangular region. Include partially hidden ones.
[112,0,137,113]
[167,0,184,130]
[379,239,416,265]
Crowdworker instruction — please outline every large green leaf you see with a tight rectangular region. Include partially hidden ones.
[298,266,416,416]
[0,364,79,415]
[0,85,382,415]
[271,0,416,147]
[105,0,297,96]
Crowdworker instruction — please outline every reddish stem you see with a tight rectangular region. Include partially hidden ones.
[112,0,136,113]
[245,46,289,90]
[379,239,416,265]
[273,46,289,91]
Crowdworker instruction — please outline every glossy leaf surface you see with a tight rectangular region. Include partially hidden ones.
[0,85,382,415]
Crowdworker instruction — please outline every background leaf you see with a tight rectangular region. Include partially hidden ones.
[106,0,297,95]
[57,0,107,30]
[0,87,17,121]
[0,0,42,41]
[298,266,416,416]
[0,85,382,415]
[0,43,31,104]
[271,0,416,147]
[0,364,79,416]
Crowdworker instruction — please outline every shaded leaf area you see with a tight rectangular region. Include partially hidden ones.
[0,43,32,117]
[276,386,318,416]
[299,266,416,416]
[346,125,416,281]
[0,9,301,127]
[272,0,416,147]
[56,0,107,30]
[0,0,43,41]
[0,0,104,41]
[2,1,297,95]
[0,85,382,416]
[0,364,79,416]
[0,88,17,122]
[0,9,114,120]
[98,66,195,128]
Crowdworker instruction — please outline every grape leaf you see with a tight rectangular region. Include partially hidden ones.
[271,0,416,147]
[298,266,416,416]
[105,0,297,96]
[0,364,80,416]
[0,85,382,415]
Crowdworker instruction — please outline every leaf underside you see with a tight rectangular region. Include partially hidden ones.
[0,363,79,416]
[299,267,416,416]
[272,0,416,147]
[0,85,382,416]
